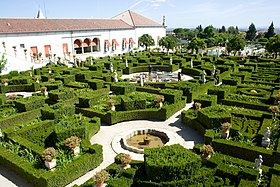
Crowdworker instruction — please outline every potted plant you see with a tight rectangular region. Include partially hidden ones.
[41,147,58,170]
[221,122,232,139]
[64,136,82,156]
[194,102,201,112]
[92,169,110,187]
[115,153,132,169]
[269,106,279,120]
[155,95,164,108]
[1,78,8,86]
[47,68,52,74]
[107,99,116,111]
[34,76,40,83]
[200,144,215,160]
[40,86,48,97]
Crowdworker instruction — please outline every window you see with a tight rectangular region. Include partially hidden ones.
[104,40,112,52]
[122,38,128,50]
[112,39,119,51]
[20,44,25,48]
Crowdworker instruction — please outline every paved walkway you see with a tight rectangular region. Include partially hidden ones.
[0,102,204,187]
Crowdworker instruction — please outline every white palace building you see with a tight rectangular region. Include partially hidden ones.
[0,10,166,74]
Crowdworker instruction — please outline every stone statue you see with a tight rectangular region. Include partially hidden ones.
[90,58,93,66]
[125,59,128,68]
[262,127,271,148]
[201,70,206,84]
[110,63,114,73]
[211,65,216,77]
[113,70,118,82]
[254,155,263,174]
[190,58,193,68]
[139,74,144,86]
[148,64,152,74]
[178,72,181,81]
[170,57,173,65]
[0,128,3,138]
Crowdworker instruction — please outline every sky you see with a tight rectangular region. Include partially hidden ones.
[0,0,279,29]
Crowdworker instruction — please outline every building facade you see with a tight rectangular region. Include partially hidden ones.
[0,10,166,64]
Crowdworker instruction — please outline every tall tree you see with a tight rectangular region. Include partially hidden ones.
[138,34,155,50]
[173,28,185,39]
[264,22,276,39]
[226,34,245,55]
[159,35,179,54]
[266,34,280,58]
[188,37,206,54]
[220,26,226,33]
[201,25,217,39]
[227,26,238,35]
[246,23,257,41]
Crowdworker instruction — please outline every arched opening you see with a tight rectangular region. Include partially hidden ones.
[92,38,100,52]
[74,39,82,54]
[83,38,91,53]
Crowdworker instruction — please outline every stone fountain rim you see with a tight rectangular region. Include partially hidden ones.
[121,128,170,154]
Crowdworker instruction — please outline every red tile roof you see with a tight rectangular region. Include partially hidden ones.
[0,18,133,34]
[112,10,163,27]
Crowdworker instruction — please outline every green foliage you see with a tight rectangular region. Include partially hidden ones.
[188,37,206,54]
[0,53,7,74]
[266,34,280,58]
[245,23,257,41]
[138,34,155,50]
[144,144,201,182]
[264,22,276,39]
[227,34,245,53]
[158,35,179,54]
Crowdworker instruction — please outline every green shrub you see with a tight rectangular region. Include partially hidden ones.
[144,144,201,182]
[14,96,46,112]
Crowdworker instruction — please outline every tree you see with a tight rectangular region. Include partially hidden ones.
[173,28,185,39]
[159,36,179,54]
[226,34,245,55]
[266,34,280,58]
[246,23,257,41]
[219,26,226,33]
[0,53,7,74]
[138,34,155,50]
[201,25,217,39]
[188,37,206,54]
[264,22,276,39]
[227,26,238,35]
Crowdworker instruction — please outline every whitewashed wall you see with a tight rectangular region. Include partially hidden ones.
[0,26,166,68]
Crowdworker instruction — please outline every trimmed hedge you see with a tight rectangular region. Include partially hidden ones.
[144,144,201,182]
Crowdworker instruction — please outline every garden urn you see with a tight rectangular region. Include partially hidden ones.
[44,159,56,170]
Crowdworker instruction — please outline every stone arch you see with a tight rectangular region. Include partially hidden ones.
[92,38,100,52]
[74,39,82,54]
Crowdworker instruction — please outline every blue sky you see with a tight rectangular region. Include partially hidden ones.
[1,0,279,29]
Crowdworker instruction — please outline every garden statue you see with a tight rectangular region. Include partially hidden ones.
[120,56,122,60]
[113,70,118,82]
[261,127,271,149]
[40,86,48,97]
[169,57,173,65]
[0,128,3,138]
[140,74,144,87]
[221,122,232,139]
[148,64,152,74]
[201,70,206,84]
[156,75,160,82]
[178,72,181,81]
[254,155,263,174]
[110,63,114,73]
[29,71,32,77]
[190,58,193,68]
[90,58,93,65]
[211,65,216,77]
[125,59,128,68]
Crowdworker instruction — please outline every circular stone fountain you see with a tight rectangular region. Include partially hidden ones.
[122,129,169,154]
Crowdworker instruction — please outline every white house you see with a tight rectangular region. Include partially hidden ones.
[0,10,166,74]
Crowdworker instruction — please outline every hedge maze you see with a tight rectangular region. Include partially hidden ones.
[0,52,279,186]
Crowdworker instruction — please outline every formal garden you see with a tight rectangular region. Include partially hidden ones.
[0,50,279,187]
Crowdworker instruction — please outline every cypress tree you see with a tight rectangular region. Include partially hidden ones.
[264,22,276,39]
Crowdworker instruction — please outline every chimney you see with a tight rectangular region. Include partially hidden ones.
[162,16,166,27]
